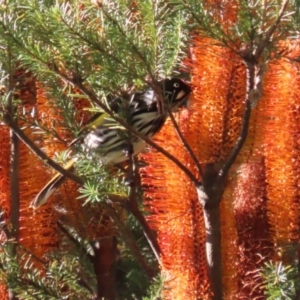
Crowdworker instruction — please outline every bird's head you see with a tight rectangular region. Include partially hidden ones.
[159,78,192,111]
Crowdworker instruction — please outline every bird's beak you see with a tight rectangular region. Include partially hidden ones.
[175,83,192,108]
[175,90,189,100]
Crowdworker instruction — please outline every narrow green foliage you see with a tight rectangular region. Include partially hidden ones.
[2,0,300,299]
[0,241,96,299]
[76,152,128,204]
[142,275,164,300]
[0,0,188,89]
[261,261,300,300]
[170,0,300,55]
[78,176,127,205]
[116,213,158,299]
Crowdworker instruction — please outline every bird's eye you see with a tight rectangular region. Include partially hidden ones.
[173,82,180,88]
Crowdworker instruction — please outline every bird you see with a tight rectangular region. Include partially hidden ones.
[32,78,191,208]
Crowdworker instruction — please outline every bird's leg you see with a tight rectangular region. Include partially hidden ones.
[124,142,135,186]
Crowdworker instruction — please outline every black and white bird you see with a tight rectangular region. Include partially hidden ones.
[32,78,191,208]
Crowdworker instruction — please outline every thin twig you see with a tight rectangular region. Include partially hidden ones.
[127,164,161,262]
[217,60,254,182]
[6,50,20,247]
[3,113,84,185]
[18,244,46,265]
[9,130,20,242]
[128,199,161,261]
[18,116,68,145]
[168,109,203,177]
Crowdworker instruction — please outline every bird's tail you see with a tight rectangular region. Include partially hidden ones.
[31,159,75,208]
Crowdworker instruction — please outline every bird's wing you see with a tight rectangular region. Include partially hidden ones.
[31,159,75,208]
